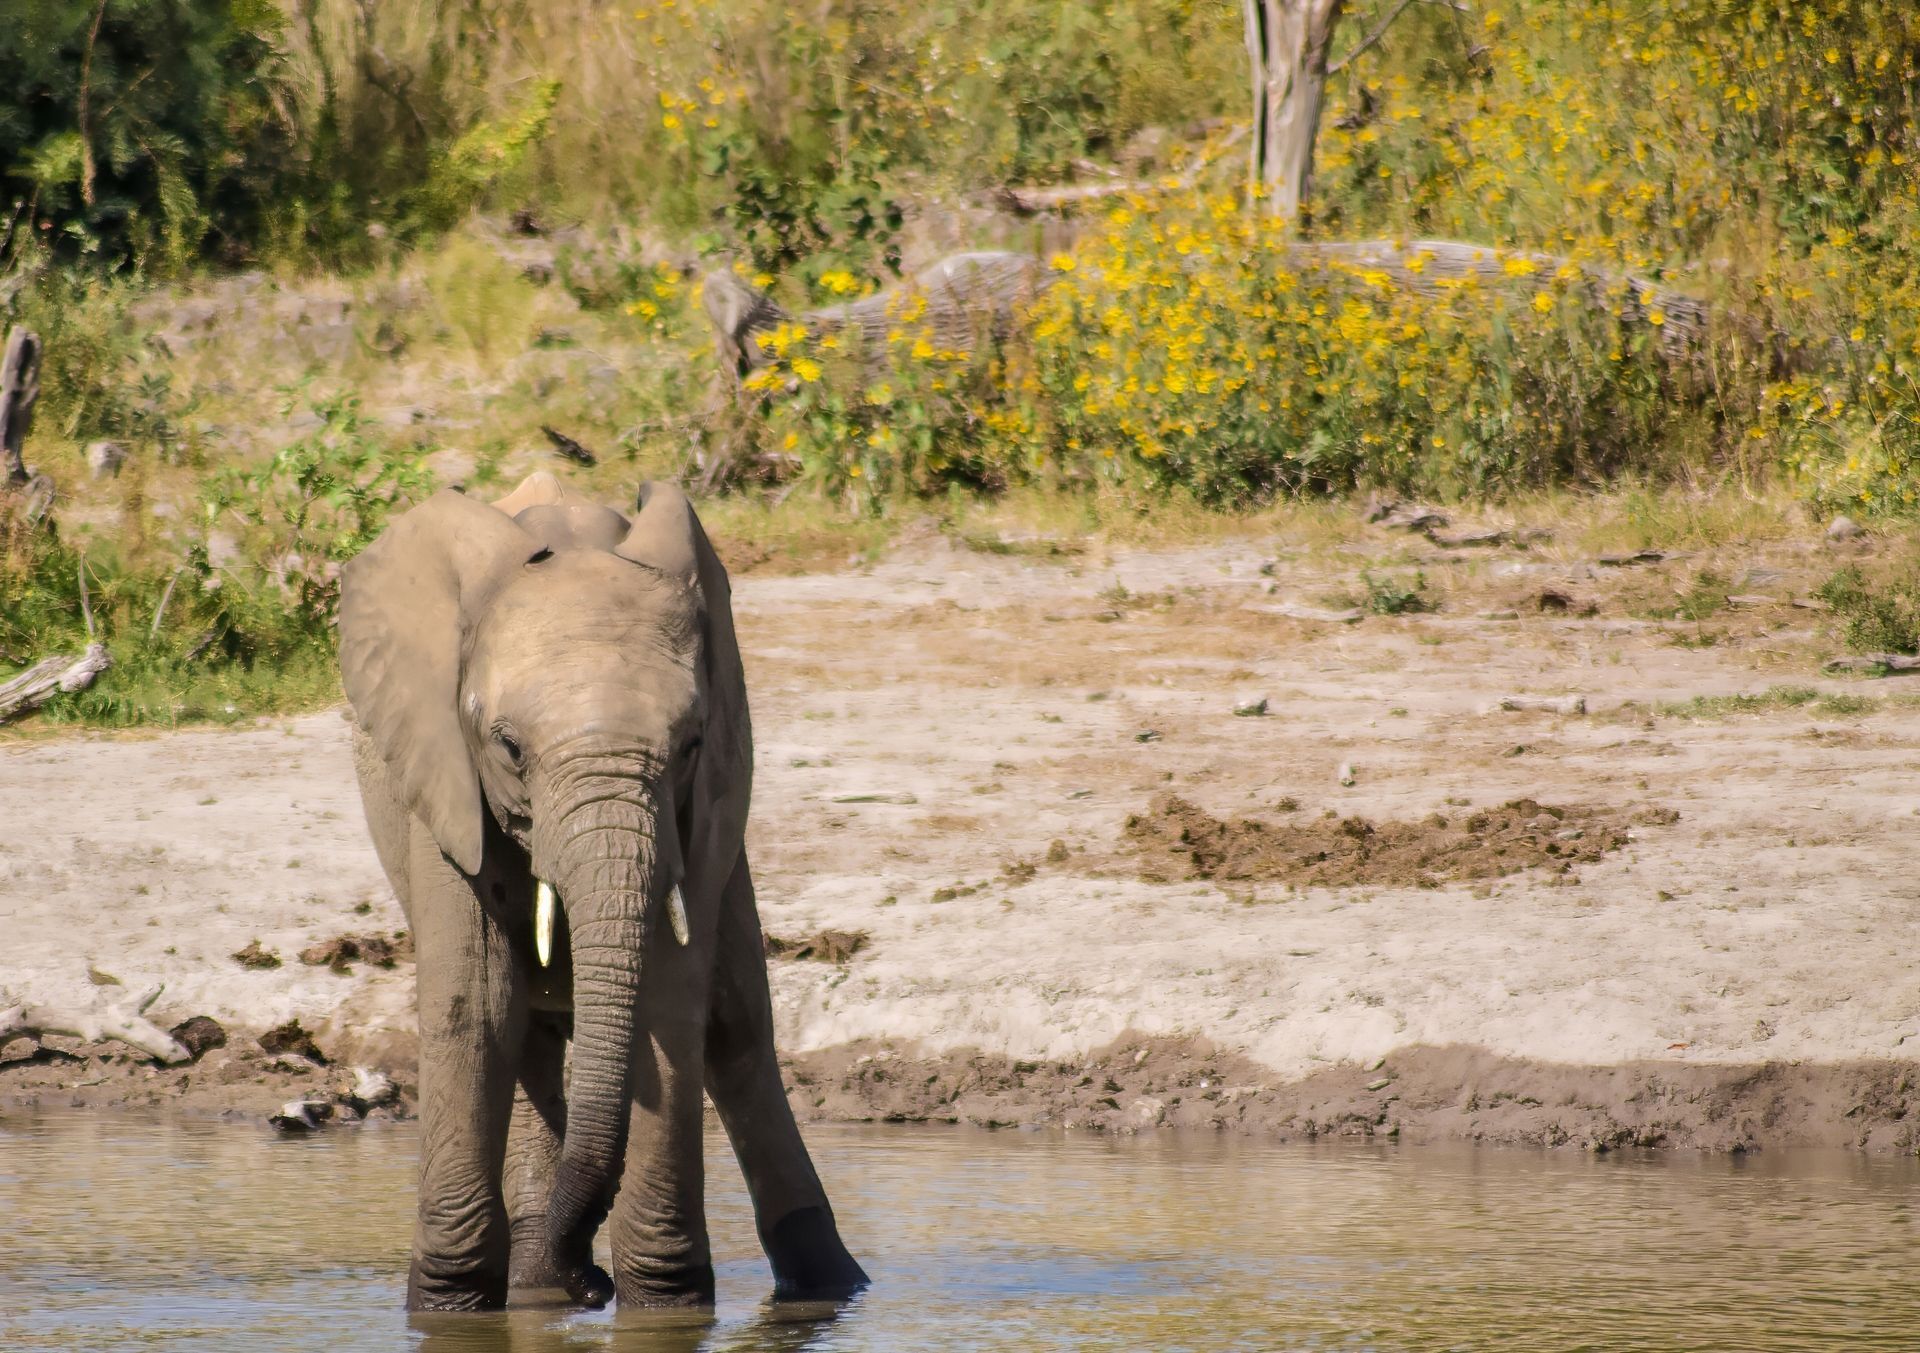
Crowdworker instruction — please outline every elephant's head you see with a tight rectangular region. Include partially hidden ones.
[337,474,748,1307]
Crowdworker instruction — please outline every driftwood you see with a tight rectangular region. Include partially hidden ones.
[1429,527,1551,549]
[998,125,1249,215]
[0,982,192,1063]
[1495,694,1588,715]
[1269,601,1363,623]
[0,643,112,723]
[1824,653,1920,675]
[1,325,42,485]
[1284,239,1714,361]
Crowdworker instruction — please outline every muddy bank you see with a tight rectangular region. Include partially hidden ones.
[10,1023,1920,1157]
[786,1037,1920,1155]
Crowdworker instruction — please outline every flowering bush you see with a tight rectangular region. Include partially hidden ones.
[741,191,1722,506]
[735,0,1920,514]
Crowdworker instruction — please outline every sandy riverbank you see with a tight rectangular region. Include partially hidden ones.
[5,515,1917,1151]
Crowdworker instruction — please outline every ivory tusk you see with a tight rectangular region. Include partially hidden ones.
[534,879,556,967]
[667,883,690,947]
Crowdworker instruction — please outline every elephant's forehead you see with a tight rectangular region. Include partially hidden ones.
[485,551,700,641]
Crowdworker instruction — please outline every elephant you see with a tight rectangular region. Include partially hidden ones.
[337,471,869,1312]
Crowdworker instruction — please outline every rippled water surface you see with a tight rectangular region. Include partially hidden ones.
[4,1113,1920,1350]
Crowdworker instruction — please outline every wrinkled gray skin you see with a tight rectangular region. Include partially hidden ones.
[338,475,867,1312]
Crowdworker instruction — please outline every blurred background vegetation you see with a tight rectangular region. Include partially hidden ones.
[6,0,1920,724]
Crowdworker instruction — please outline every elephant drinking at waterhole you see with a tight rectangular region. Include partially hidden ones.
[338,472,868,1311]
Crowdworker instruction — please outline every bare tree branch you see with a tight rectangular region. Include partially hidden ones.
[1328,0,1416,73]
[0,982,190,1064]
[76,0,108,208]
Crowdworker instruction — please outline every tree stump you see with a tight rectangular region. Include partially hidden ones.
[1,325,42,486]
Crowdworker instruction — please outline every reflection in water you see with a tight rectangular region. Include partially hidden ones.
[4,1112,1920,1350]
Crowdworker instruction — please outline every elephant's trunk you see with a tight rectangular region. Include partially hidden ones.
[536,759,670,1309]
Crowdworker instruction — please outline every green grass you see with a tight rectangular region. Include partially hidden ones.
[1650,686,1884,721]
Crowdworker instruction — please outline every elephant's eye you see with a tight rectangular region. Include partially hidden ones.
[496,730,524,765]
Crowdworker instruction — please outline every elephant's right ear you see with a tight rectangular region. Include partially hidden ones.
[338,490,542,875]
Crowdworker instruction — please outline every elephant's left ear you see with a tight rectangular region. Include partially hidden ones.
[617,482,750,827]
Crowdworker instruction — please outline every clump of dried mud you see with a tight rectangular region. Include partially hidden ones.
[765,929,870,963]
[1124,794,1677,887]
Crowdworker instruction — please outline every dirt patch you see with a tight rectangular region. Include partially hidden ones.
[1123,794,1677,888]
[765,930,869,963]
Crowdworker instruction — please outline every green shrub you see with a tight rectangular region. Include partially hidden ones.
[1361,569,1432,616]
[0,393,432,726]
[1817,564,1920,655]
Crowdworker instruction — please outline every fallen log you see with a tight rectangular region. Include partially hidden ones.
[0,982,192,1064]
[997,125,1249,215]
[704,251,1044,381]
[1494,694,1588,715]
[1824,653,1920,675]
[705,239,1730,384]
[0,642,112,723]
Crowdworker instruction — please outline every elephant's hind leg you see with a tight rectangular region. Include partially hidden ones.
[504,1009,570,1301]
[705,853,869,1300]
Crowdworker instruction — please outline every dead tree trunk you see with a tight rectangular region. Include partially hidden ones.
[1245,0,1345,224]
[0,644,111,723]
[2,325,43,486]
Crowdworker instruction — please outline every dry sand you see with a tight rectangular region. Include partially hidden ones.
[4,517,1919,1151]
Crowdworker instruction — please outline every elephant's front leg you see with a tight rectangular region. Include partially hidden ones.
[407,824,527,1311]
[608,973,716,1306]
[504,1009,569,1301]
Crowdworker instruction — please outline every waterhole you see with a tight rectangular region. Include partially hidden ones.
[4,1114,1918,1349]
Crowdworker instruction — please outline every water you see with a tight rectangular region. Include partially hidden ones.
[3,1113,1919,1351]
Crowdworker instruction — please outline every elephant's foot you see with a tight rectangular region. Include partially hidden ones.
[614,1257,717,1309]
[762,1205,870,1302]
[507,1219,574,1307]
[553,1245,615,1311]
[407,1257,510,1312]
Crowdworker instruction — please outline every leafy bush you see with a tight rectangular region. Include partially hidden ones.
[1816,564,1920,655]
[200,392,433,632]
[1361,569,1432,616]
[0,395,431,726]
